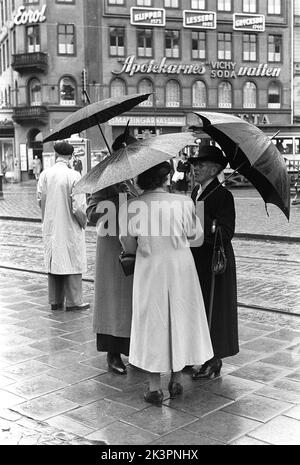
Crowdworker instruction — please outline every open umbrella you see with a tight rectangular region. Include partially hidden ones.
[73,132,196,195]
[193,111,290,220]
[43,92,152,149]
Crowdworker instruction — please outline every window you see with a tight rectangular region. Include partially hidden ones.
[29,78,42,106]
[192,32,206,59]
[137,29,153,57]
[165,30,180,58]
[137,0,152,5]
[268,35,282,62]
[56,0,75,3]
[164,0,179,8]
[166,79,180,107]
[58,24,75,55]
[26,25,40,53]
[243,34,257,61]
[138,79,154,106]
[243,82,257,108]
[217,0,231,11]
[218,32,232,60]
[268,81,281,108]
[59,76,76,106]
[191,0,205,8]
[243,0,256,13]
[109,27,125,56]
[192,81,207,108]
[218,81,232,108]
[110,78,126,98]
[268,0,281,15]
[108,0,124,4]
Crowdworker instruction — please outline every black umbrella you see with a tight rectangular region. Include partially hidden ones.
[193,111,290,220]
[43,92,152,152]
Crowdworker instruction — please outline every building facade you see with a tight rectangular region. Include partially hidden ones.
[0,0,298,182]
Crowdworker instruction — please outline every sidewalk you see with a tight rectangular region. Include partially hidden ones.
[1,180,300,240]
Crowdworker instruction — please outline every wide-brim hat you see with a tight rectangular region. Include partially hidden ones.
[188,145,227,170]
[54,141,74,156]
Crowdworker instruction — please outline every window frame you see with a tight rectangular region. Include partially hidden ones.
[57,23,76,56]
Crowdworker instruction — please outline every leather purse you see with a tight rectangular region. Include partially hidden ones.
[119,250,136,276]
[212,225,227,275]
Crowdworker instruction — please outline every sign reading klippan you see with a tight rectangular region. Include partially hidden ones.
[183,10,216,29]
[233,13,265,32]
[130,7,166,27]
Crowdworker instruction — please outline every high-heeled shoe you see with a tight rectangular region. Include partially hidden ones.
[192,358,222,380]
[168,381,183,398]
[107,352,127,375]
[144,389,164,406]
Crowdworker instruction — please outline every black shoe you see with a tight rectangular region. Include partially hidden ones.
[51,303,63,311]
[66,302,90,311]
[192,359,222,380]
[168,381,183,399]
[107,353,127,375]
[144,389,164,406]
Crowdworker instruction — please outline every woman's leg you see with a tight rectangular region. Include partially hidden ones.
[149,373,161,392]
[144,373,163,405]
[168,370,183,398]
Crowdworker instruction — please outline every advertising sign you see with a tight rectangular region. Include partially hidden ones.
[233,13,265,32]
[20,144,27,171]
[130,7,166,27]
[183,10,216,29]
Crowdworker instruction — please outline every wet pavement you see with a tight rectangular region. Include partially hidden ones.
[0,181,300,446]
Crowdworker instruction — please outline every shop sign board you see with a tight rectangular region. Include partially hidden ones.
[13,5,47,26]
[183,10,216,29]
[130,7,165,27]
[233,13,265,32]
[108,116,186,127]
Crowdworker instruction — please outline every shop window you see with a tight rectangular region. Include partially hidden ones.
[165,30,180,58]
[243,0,256,13]
[192,81,206,108]
[59,76,76,106]
[268,82,281,108]
[166,79,181,107]
[218,32,232,60]
[110,78,126,98]
[218,81,232,108]
[137,29,153,58]
[243,34,257,61]
[138,79,153,106]
[268,35,282,62]
[28,78,42,106]
[58,24,75,55]
[26,25,40,53]
[243,81,257,108]
[192,31,206,60]
[109,27,125,57]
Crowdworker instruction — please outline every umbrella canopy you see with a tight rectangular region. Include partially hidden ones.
[73,132,196,195]
[43,93,152,143]
[193,111,290,220]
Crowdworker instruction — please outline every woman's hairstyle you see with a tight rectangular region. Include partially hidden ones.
[137,162,171,190]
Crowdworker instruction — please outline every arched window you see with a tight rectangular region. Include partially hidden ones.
[110,78,126,98]
[192,81,207,108]
[243,81,257,109]
[218,81,232,108]
[59,76,76,106]
[166,79,181,108]
[268,81,281,109]
[28,78,42,106]
[138,78,153,107]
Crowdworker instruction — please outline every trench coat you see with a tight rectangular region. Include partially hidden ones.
[37,161,87,275]
[86,186,133,339]
[191,178,239,359]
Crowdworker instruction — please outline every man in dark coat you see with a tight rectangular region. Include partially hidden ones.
[189,145,239,379]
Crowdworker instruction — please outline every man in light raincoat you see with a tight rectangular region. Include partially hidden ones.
[37,141,89,311]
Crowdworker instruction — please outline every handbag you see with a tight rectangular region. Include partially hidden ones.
[211,225,227,275]
[119,250,136,276]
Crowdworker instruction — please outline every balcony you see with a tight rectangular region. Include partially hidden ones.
[12,106,48,125]
[11,52,48,74]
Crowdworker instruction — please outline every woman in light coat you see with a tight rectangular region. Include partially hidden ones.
[120,162,213,406]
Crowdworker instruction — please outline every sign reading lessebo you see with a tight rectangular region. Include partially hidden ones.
[183,10,216,29]
[233,13,265,32]
[130,7,165,27]
[14,5,47,26]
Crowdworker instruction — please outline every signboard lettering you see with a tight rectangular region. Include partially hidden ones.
[209,61,281,78]
[113,55,206,76]
[14,5,47,26]
[130,7,165,26]
[233,13,265,32]
[108,116,187,127]
[183,10,216,29]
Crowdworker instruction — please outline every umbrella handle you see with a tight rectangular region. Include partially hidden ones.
[84,90,112,156]
[201,161,247,201]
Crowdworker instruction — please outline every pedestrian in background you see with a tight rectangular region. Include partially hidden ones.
[189,145,238,379]
[73,154,83,175]
[32,155,42,180]
[37,140,90,312]
[120,162,213,406]
[86,133,137,375]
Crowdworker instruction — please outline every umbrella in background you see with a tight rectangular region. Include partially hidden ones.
[73,132,196,195]
[192,111,290,220]
[43,93,152,153]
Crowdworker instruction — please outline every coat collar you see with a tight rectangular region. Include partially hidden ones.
[192,177,220,202]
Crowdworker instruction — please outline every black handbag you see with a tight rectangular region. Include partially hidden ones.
[211,225,227,275]
[119,250,136,276]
